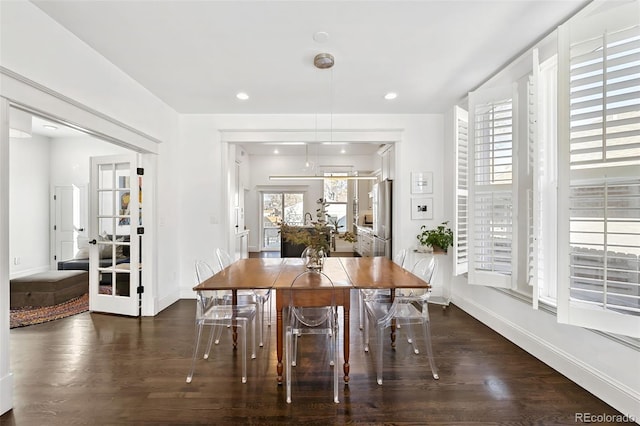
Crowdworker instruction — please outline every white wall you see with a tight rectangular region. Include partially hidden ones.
[394,114,445,252]
[50,136,129,187]
[176,115,224,292]
[9,134,50,278]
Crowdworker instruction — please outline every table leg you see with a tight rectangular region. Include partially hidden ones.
[343,289,350,383]
[390,289,396,348]
[232,290,238,348]
[276,292,283,384]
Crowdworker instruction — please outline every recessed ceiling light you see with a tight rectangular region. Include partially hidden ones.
[274,149,279,154]
[236,92,249,100]
[384,92,398,100]
[43,124,58,130]
[340,148,346,154]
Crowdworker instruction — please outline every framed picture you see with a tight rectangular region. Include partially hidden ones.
[411,197,433,220]
[411,171,433,194]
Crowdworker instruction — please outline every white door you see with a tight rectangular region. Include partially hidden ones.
[53,185,81,263]
[89,154,141,316]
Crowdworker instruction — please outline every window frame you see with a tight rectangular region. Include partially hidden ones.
[323,172,349,234]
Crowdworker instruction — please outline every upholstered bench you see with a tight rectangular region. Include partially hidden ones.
[10,270,89,309]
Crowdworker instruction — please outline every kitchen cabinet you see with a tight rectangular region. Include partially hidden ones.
[235,230,249,260]
[354,225,373,257]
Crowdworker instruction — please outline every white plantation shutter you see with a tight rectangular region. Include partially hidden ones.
[468,86,517,288]
[569,27,640,170]
[454,106,469,275]
[558,5,640,337]
[527,69,538,288]
[535,54,560,305]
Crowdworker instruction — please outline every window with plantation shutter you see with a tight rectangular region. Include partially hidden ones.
[558,4,640,337]
[468,86,517,288]
[454,106,469,275]
[533,53,560,307]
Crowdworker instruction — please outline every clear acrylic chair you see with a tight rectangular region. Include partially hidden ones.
[285,270,339,404]
[364,255,437,353]
[292,248,332,366]
[186,260,256,384]
[359,249,408,332]
[216,248,272,347]
[403,256,438,353]
[363,255,439,385]
[194,260,224,357]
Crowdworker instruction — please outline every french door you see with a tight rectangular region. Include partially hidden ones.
[89,154,141,316]
[261,192,304,251]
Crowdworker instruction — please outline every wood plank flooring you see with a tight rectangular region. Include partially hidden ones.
[2,293,623,425]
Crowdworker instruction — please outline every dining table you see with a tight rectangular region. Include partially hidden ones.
[192,256,431,384]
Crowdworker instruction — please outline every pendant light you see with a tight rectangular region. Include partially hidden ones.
[269,53,373,181]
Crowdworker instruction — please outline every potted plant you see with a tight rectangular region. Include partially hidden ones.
[417,221,454,253]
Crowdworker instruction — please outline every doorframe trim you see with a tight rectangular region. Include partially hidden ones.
[1,66,162,152]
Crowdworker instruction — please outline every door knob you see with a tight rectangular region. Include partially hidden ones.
[88,239,97,245]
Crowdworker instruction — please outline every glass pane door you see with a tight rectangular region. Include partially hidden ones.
[89,154,139,316]
[261,192,304,251]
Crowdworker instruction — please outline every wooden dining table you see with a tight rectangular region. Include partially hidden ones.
[192,256,431,384]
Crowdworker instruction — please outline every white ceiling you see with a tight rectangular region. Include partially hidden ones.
[28,0,588,154]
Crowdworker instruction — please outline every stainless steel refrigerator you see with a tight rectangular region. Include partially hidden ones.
[372,179,392,258]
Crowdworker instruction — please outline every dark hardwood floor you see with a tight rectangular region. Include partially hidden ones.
[2,255,622,425]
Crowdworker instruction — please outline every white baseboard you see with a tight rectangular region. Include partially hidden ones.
[452,295,640,421]
[155,290,181,314]
[0,372,13,415]
[9,265,50,280]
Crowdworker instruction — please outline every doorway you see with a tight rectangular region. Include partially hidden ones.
[7,106,146,317]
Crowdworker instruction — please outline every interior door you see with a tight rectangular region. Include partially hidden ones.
[53,185,81,263]
[89,154,140,316]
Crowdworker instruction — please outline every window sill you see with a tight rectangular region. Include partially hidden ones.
[491,287,640,351]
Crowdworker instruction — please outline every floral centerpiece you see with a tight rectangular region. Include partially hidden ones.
[281,198,357,269]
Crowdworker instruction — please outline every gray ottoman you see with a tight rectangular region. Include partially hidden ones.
[10,270,89,308]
